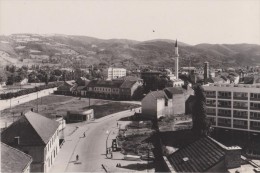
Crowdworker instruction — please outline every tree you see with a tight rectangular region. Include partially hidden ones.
[0,68,7,83]
[192,84,211,136]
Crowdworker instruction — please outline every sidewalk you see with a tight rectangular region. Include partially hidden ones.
[49,109,138,173]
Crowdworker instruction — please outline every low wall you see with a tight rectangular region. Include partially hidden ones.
[0,87,57,111]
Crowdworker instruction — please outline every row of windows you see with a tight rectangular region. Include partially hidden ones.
[209,118,260,129]
[47,130,58,152]
[94,88,119,92]
[207,109,260,120]
[205,91,260,100]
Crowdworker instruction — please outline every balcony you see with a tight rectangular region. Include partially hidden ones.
[233,124,248,129]
[233,96,248,100]
[207,112,216,116]
[250,126,260,131]
[206,95,216,98]
[250,97,260,101]
[233,115,248,119]
[218,123,231,127]
[218,114,231,118]
[233,105,248,110]
[218,96,231,99]
[218,105,231,108]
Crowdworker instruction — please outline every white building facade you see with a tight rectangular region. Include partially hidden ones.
[107,67,126,80]
[204,84,260,133]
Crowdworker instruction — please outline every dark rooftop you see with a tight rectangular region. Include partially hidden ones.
[1,142,32,172]
[167,137,226,172]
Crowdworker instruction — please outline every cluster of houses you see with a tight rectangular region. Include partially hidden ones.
[55,76,143,100]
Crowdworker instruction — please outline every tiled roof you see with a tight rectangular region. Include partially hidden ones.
[1,111,59,145]
[113,76,142,82]
[120,80,137,89]
[87,80,124,88]
[164,87,184,98]
[150,90,168,99]
[1,142,32,172]
[167,137,226,172]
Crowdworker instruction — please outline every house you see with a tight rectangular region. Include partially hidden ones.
[85,80,124,99]
[142,90,171,119]
[1,142,32,173]
[1,111,60,172]
[142,87,194,119]
[54,81,75,95]
[164,136,260,173]
[119,80,142,100]
[14,78,28,86]
[66,109,94,123]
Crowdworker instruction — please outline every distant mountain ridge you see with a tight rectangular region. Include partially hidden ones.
[0,34,259,68]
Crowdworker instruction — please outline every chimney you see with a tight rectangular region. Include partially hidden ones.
[204,61,209,84]
[14,136,20,145]
[225,146,242,169]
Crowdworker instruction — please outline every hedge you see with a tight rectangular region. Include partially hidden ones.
[0,81,63,100]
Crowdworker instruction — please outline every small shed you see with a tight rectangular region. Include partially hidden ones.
[66,109,94,123]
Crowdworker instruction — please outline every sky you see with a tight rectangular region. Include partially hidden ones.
[0,0,260,45]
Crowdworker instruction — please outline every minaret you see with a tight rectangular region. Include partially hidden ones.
[175,39,179,80]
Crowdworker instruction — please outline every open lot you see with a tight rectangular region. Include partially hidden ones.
[0,95,140,124]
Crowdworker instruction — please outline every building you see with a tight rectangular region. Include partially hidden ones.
[1,111,60,172]
[164,136,260,173]
[86,80,124,99]
[204,83,260,133]
[107,67,126,80]
[54,81,75,95]
[141,87,193,119]
[1,142,32,173]
[119,80,142,100]
[142,90,171,119]
[82,79,142,100]
[66,109,94,123]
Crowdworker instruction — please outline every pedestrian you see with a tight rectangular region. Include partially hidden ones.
[83,132,85,137]
[76,154,79,161]
[117,122,118,127]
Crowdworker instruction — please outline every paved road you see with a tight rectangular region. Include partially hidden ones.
[50,108,142,172]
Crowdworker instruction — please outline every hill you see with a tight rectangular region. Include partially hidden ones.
[0,34,259,69]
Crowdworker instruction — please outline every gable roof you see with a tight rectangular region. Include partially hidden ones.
[164,87,184,98]
[150,90,168,99]
[1,111,59,146]
[167,137,226,172]
[87,80,124,88]
[1,142,32,173]
[120,80,137,89]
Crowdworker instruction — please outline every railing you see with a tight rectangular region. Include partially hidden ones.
[250,126,260,131]
[233,124,248,129]
[233,96,248,100]
[218,105,231,108]
[218,96,231,99]
[217,123,231,127]
[218,114,231,117]
[250,97,260,101]
[233,105,248,110]
[233,115,248,119]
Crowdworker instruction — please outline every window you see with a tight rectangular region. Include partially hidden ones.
[165,99,168,106]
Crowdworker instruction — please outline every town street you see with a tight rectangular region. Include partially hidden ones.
[50,107,144,172]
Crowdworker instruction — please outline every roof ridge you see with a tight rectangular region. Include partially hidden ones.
[1,142,32,159]
[24,114,46,145]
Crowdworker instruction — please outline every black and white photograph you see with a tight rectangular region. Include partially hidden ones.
[0,0,260,172]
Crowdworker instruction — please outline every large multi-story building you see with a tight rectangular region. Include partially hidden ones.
[204,83,260,133]
[107,67,127,80]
